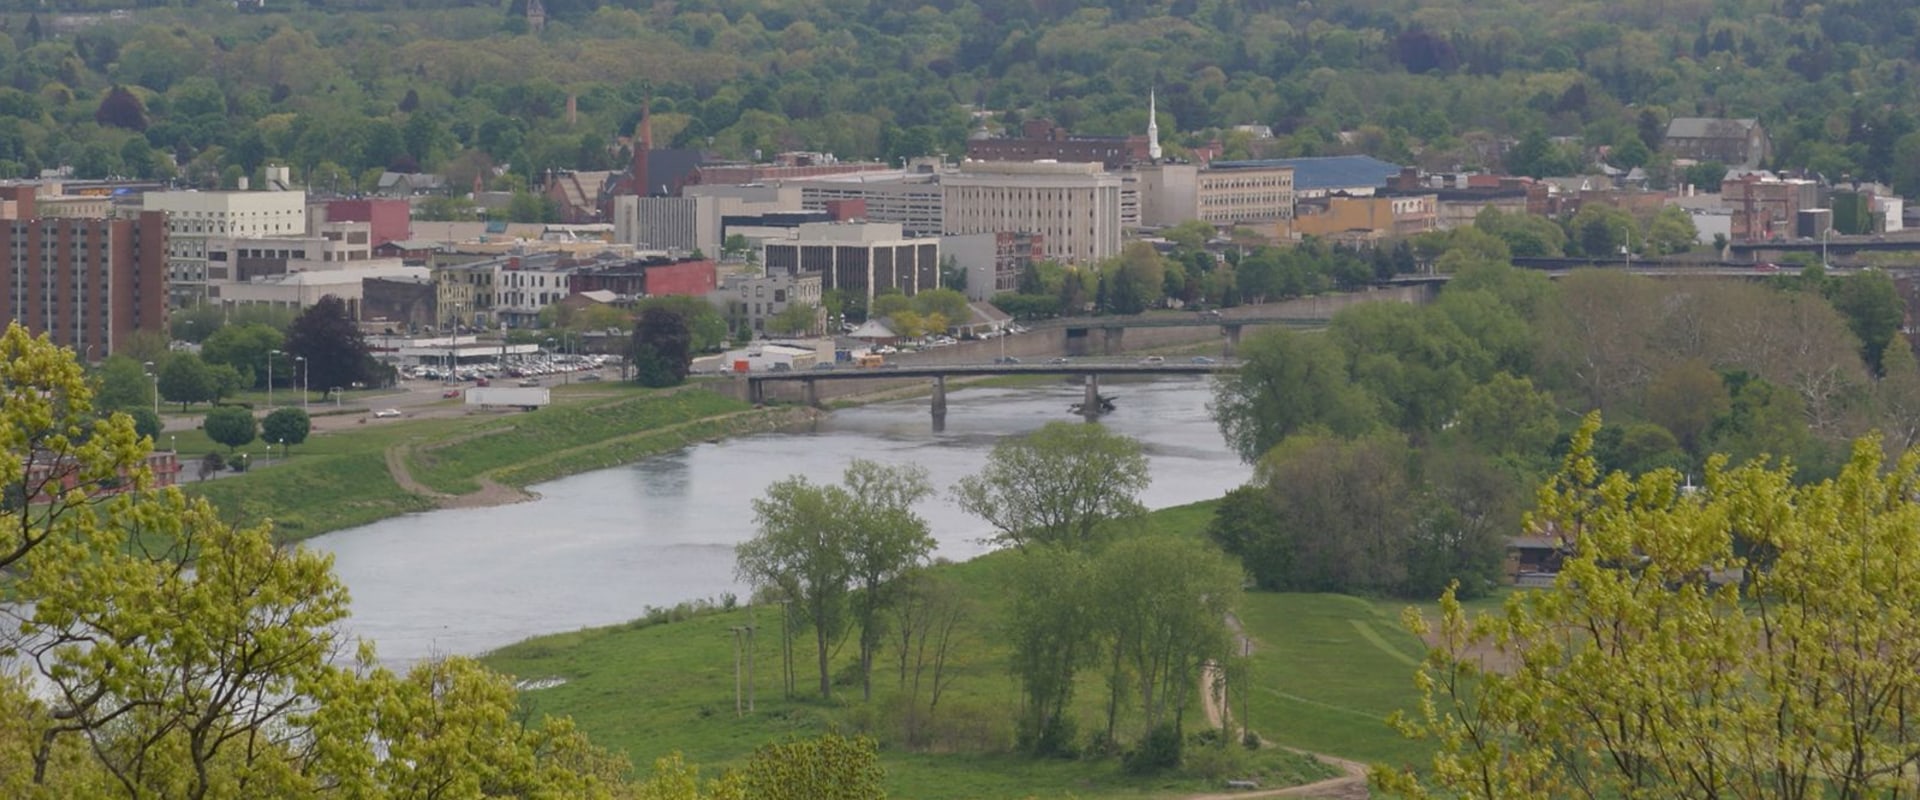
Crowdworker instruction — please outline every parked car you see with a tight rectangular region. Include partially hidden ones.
[577,373,604,382]
[441,389,463,398]
[373,408,403,418]
[812,362,836,371]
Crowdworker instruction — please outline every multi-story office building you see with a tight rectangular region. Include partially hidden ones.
[0,186,167,358]
[942,161,1123,264]
[942,231,1045,302]
[613,184,804,256]
[143,177,307,307]
[1135,162,1297,227]
[762,222,939,302]
[789,171,947,237]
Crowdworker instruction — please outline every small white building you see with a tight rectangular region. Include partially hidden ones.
[720,343,819,373]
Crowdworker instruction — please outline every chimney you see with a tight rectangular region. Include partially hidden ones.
[631,99,653,197]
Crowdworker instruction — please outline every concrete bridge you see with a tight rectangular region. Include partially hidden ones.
[745,361,1238,425]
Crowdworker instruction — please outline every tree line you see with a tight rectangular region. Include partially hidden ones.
[1206,221,1908,600]
[2,0,1916,200]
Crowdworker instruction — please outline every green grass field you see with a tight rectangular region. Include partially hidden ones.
[481,501,1439,798]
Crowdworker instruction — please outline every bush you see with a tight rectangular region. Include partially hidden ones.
[1123,722,1183,775]
[1182,738,1251,781]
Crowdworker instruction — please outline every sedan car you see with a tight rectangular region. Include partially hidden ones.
[373,408,403,418]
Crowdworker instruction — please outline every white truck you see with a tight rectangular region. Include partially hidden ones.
[463,386,551,411]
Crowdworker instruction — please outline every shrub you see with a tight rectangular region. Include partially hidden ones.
[1124,722,1183,774]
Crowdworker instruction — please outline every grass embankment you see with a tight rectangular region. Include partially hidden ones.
[180,386,760,542]
[404,390,749,495]
[483,500,1435,798]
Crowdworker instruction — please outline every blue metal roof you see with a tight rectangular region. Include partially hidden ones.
[1209,155,1403,192]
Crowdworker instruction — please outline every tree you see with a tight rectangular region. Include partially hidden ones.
[1824,270,1903,375]
[738,733,884,800]
[1380,419,1920,800]
[158,352,219,411]
[93,85,147,131]
[1454,372,1559,459]
[954,422,1149,551]
[1005,545,1097,756]
[766,302,820,336]
[634,295,728,352]
[203,406,257,452]
[125,406,162,443]
[737,461,933,702]
[1090,534,1241,753]
[841,462,938,703]
[1641,359,1728,455]
[1210,329,1378,461]
[630,306,693,387]
[1238,433,1417,594]
[283,296,372,393]
[262,407,311,451]
[92,354,153,411]
[735,474,854,700]
[201,322,283,389]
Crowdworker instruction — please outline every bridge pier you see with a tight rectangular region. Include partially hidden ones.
[1082,374,1101,421]
[746,377,764,405]
[931,375,947,424]
[1102,327,1125,356]
[802,377,820,408]
[1223,324,1242,358]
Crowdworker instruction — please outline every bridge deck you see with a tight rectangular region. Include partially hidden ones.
[745,362,1237,382]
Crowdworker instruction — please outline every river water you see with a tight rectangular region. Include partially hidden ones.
[312,377,1251,665]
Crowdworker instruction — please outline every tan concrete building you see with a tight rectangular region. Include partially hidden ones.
[142,180,308,307]
[1136,162,1296,228]
[942,161,1123,264]
[1285,194,1438,241]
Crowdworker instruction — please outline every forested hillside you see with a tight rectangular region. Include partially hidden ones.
[3,0,1918,196]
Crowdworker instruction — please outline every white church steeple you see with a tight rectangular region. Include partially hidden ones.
[1147,88,1163,161]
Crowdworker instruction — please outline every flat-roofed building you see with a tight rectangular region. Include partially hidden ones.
[0,186,167,358]
[143,184,307,307]
[942,161,1123,264]
[762,222,939,302]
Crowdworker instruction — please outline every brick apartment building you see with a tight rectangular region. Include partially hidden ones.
[0,186,168,358]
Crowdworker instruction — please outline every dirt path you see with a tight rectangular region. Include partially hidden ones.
[1186,613,1371,799]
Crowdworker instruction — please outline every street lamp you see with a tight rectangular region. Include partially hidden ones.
[267,349,282,410]
[143,361,158,418]
[295,355,309,410]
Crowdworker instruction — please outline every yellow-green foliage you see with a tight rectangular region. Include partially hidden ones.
[1380,413,1920,798]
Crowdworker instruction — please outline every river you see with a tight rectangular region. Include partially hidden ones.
[313,377,1251,665]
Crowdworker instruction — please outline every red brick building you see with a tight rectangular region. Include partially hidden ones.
[324,198,411,249]
[0,186,167,358]
[568,256,717,298]
[965,119,1150,170]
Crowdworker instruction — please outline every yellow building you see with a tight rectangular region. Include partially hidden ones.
[1282,194,1437,242]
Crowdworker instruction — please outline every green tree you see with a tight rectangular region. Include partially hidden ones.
[1241,433,1418,594]
[157,352,218,411]
[200,322,282,388]
[953,422,1149,551]
[736,474,850,700]
[635,295,728,352]
[1090,534,1241,752]
[766,302,820,336]
[261,406,311,451]
[284,296,372,392]
[1824,270,1904,375]
[1006,545,1096,756]
[203,406,257,452]
[1380,420,1920,800]
[91,354,153,411]
[738,733,884,800]
[1211,329,1378,461]
[630,306,692,387]
[1641,359,1728,455]
[1454,372,1559,459]
[124,406,162,443]
[840,460,934,702]
[1644,204,1698,255]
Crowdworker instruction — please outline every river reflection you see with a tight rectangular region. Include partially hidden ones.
[314,377,1251,665]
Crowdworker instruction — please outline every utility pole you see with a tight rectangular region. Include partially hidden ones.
[745,605,756,713]
[729,626,745,717]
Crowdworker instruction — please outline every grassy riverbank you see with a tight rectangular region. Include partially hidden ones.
[481,500,1434,798]
[180,383,765,542]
